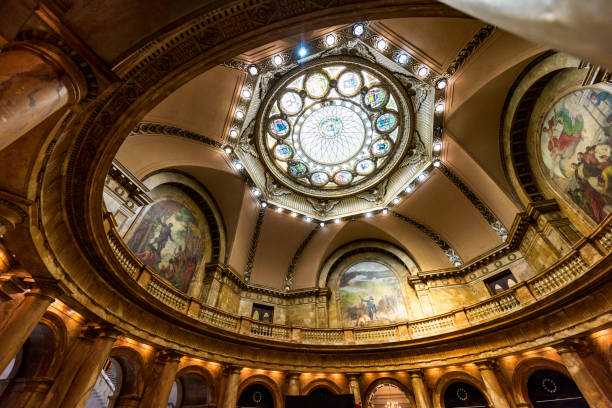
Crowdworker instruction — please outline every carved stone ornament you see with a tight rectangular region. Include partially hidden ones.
[265,173,292,197]
[356,179,389,204]
[306,198,341,217]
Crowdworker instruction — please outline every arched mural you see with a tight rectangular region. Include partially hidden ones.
[339,261,410,327]
[125,185,208,292]
[540,85,612,223]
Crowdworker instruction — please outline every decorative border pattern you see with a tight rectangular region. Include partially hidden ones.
[244,207,266,282]
[445,25,495,76]
[284,224,321,291]
[438,164,507,241]
[131,122,223,148]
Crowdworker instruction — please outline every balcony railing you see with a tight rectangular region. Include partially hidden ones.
[105,218,609,347]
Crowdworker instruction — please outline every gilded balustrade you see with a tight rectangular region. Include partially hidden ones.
[105,221,608,347]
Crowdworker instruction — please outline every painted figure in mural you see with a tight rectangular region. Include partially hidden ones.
[152,216,174,255]
[126,199,203,292]
[360,296,378,320]
[541,88,612,224]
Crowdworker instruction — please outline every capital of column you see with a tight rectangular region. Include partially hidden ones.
[81,324,122,342]
[224,364,243,376]
[407,369,424,379]
[287,372,301,380]
[155,349,183,364]
[346,372,361,381]
[475,359,498,371]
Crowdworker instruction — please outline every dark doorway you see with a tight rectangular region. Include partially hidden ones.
[527,369,588,408]
[238,383,274,408]
[443,382,489,408]
[308,386,334,396]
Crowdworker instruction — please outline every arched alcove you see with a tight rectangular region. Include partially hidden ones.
[442,381,489,408]
[364,378,415,408]
[169,365,216,408]
[302,378,342,396]
[433,372,490,408]
[527,369,588,408]
[324,243,423,327]
[237,382,275,408]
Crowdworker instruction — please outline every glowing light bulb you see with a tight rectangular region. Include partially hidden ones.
[248,65,259,76]
[273,54,283,66]
[393,197,400,204]
[417,66,429,77]
[298,46,308,57]
[325,33,337,46]
[353,23,364,36]
[433,160,441,167]
[229,129,238,138]
[397,52,408,65]
[376,38,387,50]
[437,79,447,89]
[433,142,442,151]
[435,102,445,113]
[235,110,245,119]
[224,146,232,154]
[241,88,252,99]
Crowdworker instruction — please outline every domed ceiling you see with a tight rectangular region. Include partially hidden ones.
[114,17,544,290]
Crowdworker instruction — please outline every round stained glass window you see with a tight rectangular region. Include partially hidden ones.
[268,118,290,138]
[288,161,308,178]
[274,144,293,161]
[334,170,353,185]
[310,172,330,186]
[375,112,398,133]
[256,56,413,198]
[371,139,392,157]
[364,87,388,110]
[305,72,330,98]
[279,91,303,115]
[337,71,362,97]
[356,159,375,175]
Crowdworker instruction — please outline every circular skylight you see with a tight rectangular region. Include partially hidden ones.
[255,56,414,198]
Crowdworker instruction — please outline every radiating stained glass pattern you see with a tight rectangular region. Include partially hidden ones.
[268,118,290,137]
[364,87,387,109]
[274,144,293,160]
[334,170,353,185]
[371,139,392,157]
[375,112,398,133]
[337,71,362,96]
[279,91,303,115]
[299,104,365,165]
[310,172,330,186]
[356,159,375,175]
[305,72,330,98]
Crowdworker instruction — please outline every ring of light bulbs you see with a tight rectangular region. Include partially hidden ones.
[223,23,446,230]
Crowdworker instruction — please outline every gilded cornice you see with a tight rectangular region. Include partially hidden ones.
[131,122,223,149]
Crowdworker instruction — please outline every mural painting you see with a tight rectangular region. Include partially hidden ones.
[540,87,612,223]
[339,261,408,327]
[127,200,203,292]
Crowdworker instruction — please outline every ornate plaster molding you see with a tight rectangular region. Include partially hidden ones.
[131,122,223,149]
[445,25,495,76]
[284,224,321,291]
[244,207,266,282]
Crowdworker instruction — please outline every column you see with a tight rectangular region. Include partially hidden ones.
[347,373,362,406]
[0,287,58,373]
[0,377,53,408]
[222,366,242,408]
[41,326,101,408]
[408,370,432,408]
[58,326,121,408]
[555,342,612,408]
[476,360,511,408]
[0,42,86,150]
[287,373,301,396]
[139,350,182,408]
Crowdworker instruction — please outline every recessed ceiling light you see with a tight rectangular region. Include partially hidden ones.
[319,222,325,227]
[433,142,442,151]
[273,54,283,66]
[405,186,413,193]
[353,23,364,37]
[382,209,389,215]
[434,160,441,167]
[334,218,341,223]
[229,129,238,138]
[305,217,312,222]
[276,207,283,213]
[235,110,245,119]
[418,173,427,181]
[376,38,387,50]
[397,53,408,65]
[248,65,259,76]
[435,102,445,113]
[224,146,232,154]
[253,188,261,196]
[325,33,337,46]
[392,197,401,204]
[365,212,372,217]
[437,79,447,89]
[234,161,243,170]
[298,46,308,58]
[417,66,429,77]
[241,88,252,99]
[291,212,298,218]
[261,201,267,208]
